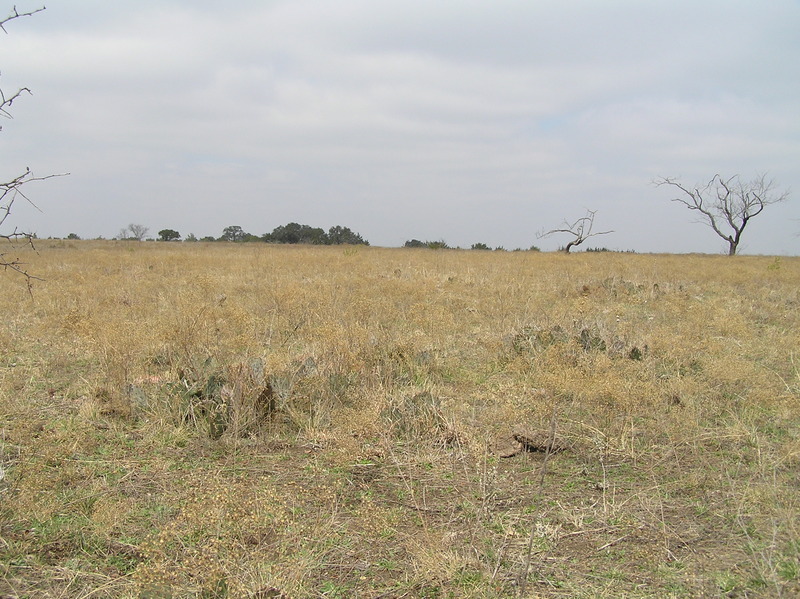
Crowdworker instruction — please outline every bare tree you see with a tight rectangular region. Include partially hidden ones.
[127,223,149,241]
[656,174,790,256]
[539,209,613,253]
[1,5,66,288]
[117,224,149,241]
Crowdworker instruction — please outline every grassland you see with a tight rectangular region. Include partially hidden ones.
[1,240,798,598]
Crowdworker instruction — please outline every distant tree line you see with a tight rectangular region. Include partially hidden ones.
[405,239,541,252]
[64,171,794,255]
[143,222,370,245]
[404,239,449,249]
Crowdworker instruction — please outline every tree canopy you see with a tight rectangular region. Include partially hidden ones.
[261,223,369,245]
[220,225,246,242]
[158,229,181,242]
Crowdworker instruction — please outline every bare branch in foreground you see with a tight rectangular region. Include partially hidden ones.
[1,169,68,229]
[1,169,68,291]
[0,4,53,293]
[0,5,46,33]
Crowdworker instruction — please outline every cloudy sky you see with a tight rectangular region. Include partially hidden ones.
[1,0,798,252]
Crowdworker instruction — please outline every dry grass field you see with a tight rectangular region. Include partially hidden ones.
[1,240,798,598]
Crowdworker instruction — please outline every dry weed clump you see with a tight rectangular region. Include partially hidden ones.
[0,241,798,597]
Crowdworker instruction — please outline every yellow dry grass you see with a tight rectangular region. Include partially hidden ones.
[0,240,798,598]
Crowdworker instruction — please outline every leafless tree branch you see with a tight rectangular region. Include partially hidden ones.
[1,5,66,291]
[0,86,31,121]
[0,235,42,294]
[1,6,45,123]
[0,169,66,292]
[0,5,46,33]
[1,169,68,229]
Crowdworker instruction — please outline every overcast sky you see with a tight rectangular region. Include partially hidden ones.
[1,0,798,253]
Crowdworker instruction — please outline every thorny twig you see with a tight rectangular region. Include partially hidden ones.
[0,5,46,33]
[0,169,68,293]
[1,5,56,293]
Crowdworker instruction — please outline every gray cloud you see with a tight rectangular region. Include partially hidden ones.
[1,0,797,252]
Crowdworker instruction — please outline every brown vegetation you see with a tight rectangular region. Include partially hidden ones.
[1,241,798,597]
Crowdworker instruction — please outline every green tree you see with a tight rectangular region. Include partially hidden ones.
[327,225,369,245]
[403,239,426,248]
[220,225,246,242]
[471,242,490,250]
[265,222,327,244]
[158,229,181,242]
[425,240,450,250]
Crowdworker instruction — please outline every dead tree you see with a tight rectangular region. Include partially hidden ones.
[656,174,789,256]
[539,209,613,253]
[118,223,150,241]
